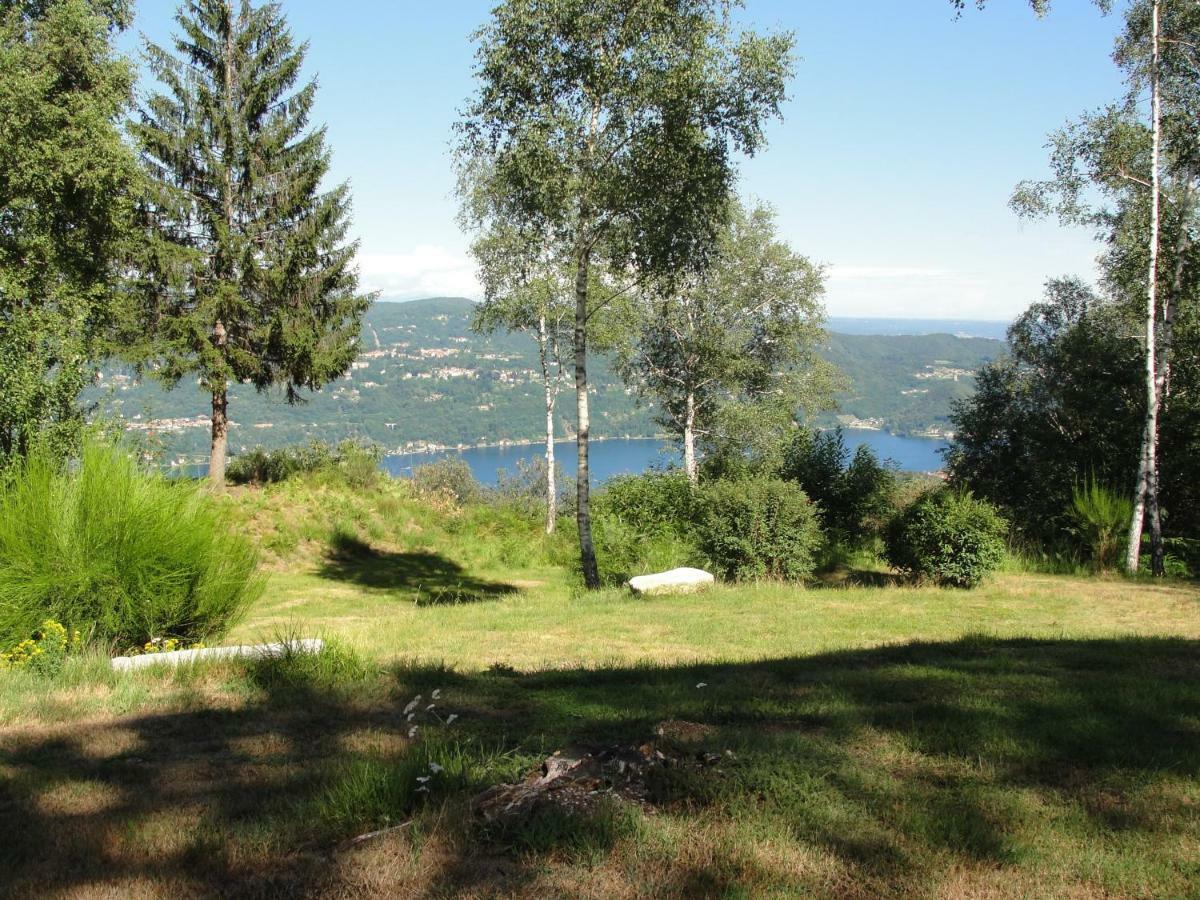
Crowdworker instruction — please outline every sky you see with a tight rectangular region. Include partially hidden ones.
[122,1,1130,321]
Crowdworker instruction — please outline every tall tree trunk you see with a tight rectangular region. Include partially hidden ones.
[1127,0,1163,575]
[210,384,229,488]
[574,245,599,588]
[537,314,557,535]
[683,390,698,485]
[1148,193,1193,576]
[209,319,229,489]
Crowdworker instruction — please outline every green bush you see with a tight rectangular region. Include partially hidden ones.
[587,472,702,584]
[694,478,822,582]
[884,489,1007,588]
[593,471,695,539]
[780,428,897,542]
[226,439,382,487]
[1068,478,1133,572]
[0,440,262,651]
[411,456,482,505]
[493,456,565,518]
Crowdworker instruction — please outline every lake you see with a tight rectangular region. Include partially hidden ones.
[382,429,949,487]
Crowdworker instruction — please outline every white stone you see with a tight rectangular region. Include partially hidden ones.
[627,567,715,596]
[111,638,325,671]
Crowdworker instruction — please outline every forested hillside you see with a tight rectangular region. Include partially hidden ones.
[90,298,1001,464]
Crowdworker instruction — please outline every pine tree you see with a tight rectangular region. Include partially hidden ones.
[132,0,369,486]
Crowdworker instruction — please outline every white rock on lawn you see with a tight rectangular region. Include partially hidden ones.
[111,638,324,671]
[627,567,715,596]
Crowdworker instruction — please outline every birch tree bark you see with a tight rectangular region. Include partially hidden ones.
[1126,0,1163,575]
[574,241,599,588]
[537,314,558,534]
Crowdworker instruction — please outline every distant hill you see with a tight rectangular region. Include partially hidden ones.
[90,297,1004,466]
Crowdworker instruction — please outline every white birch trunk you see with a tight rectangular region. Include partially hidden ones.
[683,390,698,485]
[537,315,557,534]
[574,244,599,588]
[1127,0,1163,575]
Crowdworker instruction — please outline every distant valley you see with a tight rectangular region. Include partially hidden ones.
[90,297,1006,465]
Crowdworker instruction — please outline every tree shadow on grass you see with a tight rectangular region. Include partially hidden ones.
[814,567,906,588]
[1,635,1199,897]
[316,531,518,605]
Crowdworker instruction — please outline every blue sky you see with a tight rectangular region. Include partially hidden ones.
[123,1,1128,320]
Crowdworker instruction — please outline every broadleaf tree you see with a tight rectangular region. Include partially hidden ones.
[0,0,137,466]
[615,199,829,484]
[132,0,370,486]
[457,0,795,587]
[1010,0,1199,573]
[469,219,572,533]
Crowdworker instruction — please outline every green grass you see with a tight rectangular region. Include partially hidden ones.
[0,440,262,650]
[0,475,1198,898]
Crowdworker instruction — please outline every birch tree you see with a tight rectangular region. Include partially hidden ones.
[457,0,794,588]
[470,223,572,533]
[615,200,827,484]
[1011,0,1199,574]
[1129,0,1163,574]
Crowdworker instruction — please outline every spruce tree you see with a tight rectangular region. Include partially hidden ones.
[133,0,369,486]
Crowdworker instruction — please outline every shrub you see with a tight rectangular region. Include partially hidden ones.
[1068,478,1133,572]
[587,472,702,584]
[0,440,263,650]
[410,457,481,505]
[694,478,822,581]
[884,489,1007,588]
[493,456,565,518]
[593,471,696,539]
[226,439,382,487]
[780,428,896,542]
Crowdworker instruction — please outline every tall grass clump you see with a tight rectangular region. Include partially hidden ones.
[1069,478,1133,573]
[0,441,263,651]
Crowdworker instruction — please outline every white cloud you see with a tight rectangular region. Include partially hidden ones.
[358,245,481,300]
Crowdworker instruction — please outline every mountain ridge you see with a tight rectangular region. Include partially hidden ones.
[91,297,1003,464]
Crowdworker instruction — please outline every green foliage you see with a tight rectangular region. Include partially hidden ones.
[0,440,262,650]
[588,471,701,583]
[614,200,832,472]
[411,457,482,505]
[493,455,568,518]
[694,478,822,582]
[131,0,370,475]
[884,490,1008,588]
[227,440,382,489]
[0,0,138,468]
[593,471,696,539]
[458,0,796,284]
[947,281,1148,544]
[780,428,897,542]
[1069,479,1134,572]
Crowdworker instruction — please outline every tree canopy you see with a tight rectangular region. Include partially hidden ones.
[133,0,369,484]
[0,0,137,465]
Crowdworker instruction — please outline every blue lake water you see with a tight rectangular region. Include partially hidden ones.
[382,429,949,487]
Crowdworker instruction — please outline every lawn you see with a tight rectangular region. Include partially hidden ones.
[1,477,1198,898]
